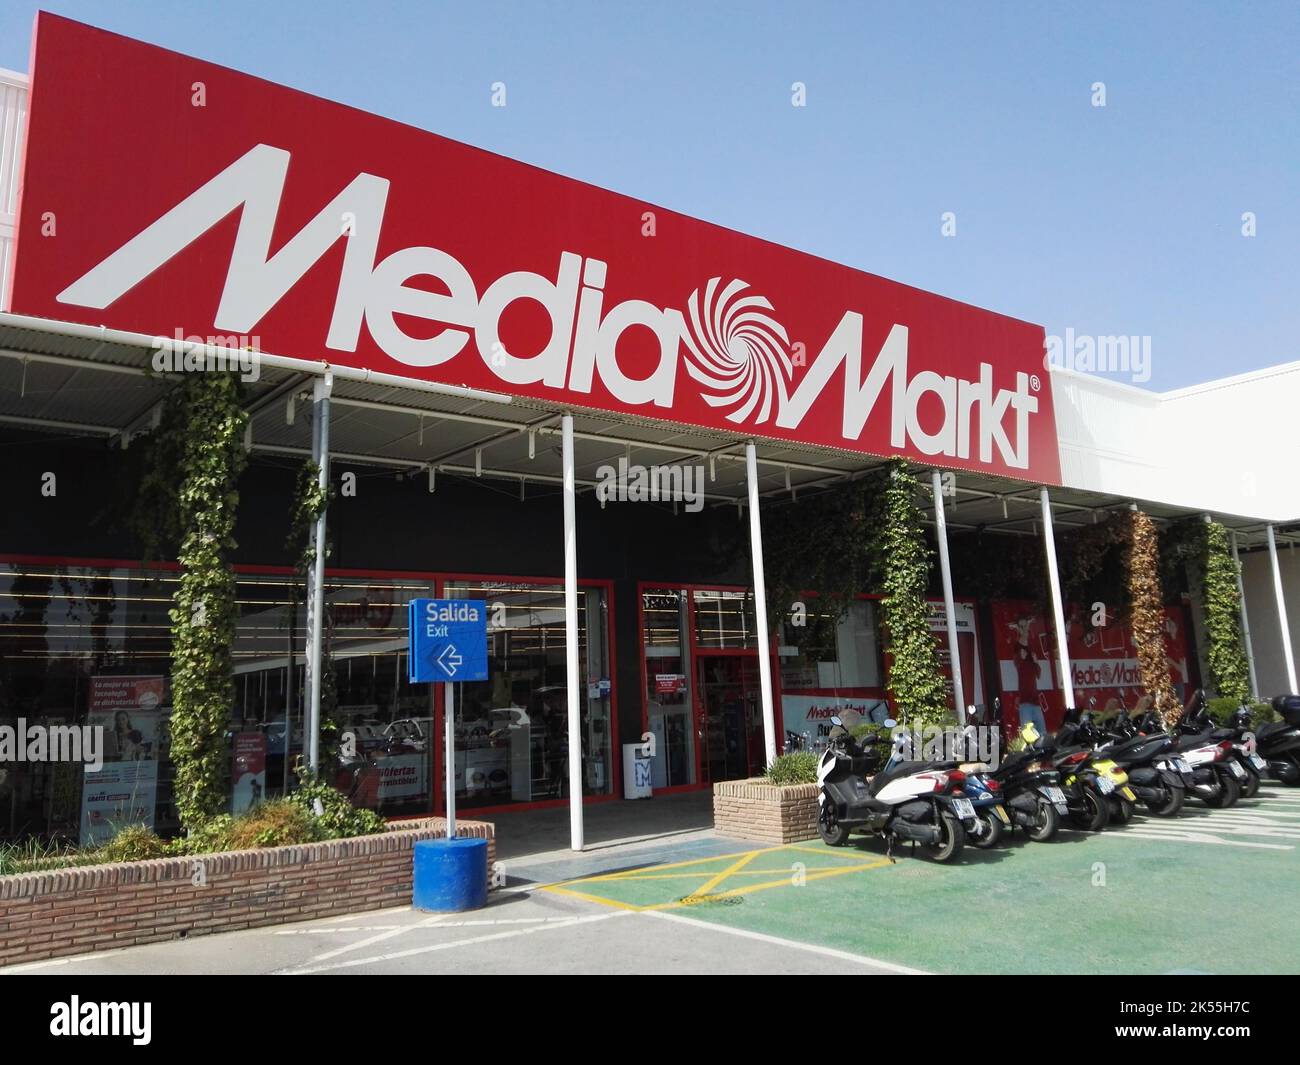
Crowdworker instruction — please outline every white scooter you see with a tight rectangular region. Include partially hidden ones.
[816,715,978,862]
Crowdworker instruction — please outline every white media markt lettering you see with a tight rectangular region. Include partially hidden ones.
[57,143,1039,468]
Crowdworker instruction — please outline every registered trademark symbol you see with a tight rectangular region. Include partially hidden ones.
[1029,374,1041,391]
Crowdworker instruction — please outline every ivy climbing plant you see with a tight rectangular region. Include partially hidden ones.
[1124,510,1178,723]
[1061,510,1177,722]
[1200,520,1251,703]
[165,373,249,831]
[872,459,949,726]
[759,476,879,654]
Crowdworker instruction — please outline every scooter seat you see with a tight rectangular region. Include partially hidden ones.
[1256,721,1295,741]
[867,760,949,794]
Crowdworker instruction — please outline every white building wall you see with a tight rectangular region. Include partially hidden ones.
[1242,548,1300,697]
[0,67,28,312]
[1052,364,1300,522]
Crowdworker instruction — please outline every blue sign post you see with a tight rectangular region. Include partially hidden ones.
[408,599,488,840]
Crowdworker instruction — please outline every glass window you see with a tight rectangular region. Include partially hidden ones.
[0,563,174,844]
[234,574,436,820]
[0,561,438,846]
[691,589,758,650]
[778,600,889,750]
[640,588,695,787]
[778,599,882,691]
[443,580,612,808]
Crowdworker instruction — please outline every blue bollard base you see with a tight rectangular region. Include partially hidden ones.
[412,837,488,913]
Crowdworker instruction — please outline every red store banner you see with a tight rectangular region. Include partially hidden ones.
[9,14,1061,485]
[991,599,1192,735]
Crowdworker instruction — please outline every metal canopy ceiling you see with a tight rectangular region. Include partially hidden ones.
[1,314,1295,551]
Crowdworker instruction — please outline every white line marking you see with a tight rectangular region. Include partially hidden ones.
[1112,830,1293,850]
[301,914,448,965]
[277,910,631,974]
[0,947,133,974]
[640,909,930,974]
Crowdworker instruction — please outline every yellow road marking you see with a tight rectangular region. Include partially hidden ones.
[694,848,762,897]
[539,844,894,913]
[581,845,787,882]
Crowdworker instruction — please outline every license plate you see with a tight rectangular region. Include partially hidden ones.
[1095,776,1115,795]
[1043,786,1066,804]
[994,805,1011,825]
[952,798,975,819]
[1174,758,1191,774]
[1228,761,1246,779]
[1251,755,1267,770]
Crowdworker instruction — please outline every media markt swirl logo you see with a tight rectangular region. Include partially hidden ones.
[681,278,793,425]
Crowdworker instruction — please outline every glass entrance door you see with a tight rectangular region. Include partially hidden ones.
[696,655,762,782]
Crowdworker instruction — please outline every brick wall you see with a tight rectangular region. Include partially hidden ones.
[713,779,820,844]
[0,817,494,967]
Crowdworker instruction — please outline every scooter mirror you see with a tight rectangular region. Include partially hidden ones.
[883,718,898,729]
[829,715,842,727]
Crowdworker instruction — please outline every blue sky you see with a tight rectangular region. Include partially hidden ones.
[2,0,1296,390]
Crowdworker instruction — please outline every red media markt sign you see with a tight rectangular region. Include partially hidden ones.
[8,13,1061,484]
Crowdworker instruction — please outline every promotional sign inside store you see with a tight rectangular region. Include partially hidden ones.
[9,14,1061,484]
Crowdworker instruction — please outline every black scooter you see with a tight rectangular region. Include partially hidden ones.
[1092,711,1190,817]
[1255,694,1300,785]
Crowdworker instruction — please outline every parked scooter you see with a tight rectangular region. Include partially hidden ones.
[1086,703,1191,817]
[885,725,1010,849]
[1045,715,1135,829]
[986,717,1069,842]
[1254,694,1300,785]
[1171,691,1261,799]
[816,716,978,861]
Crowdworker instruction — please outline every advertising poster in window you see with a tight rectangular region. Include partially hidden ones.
[926,600,983,715]
[232,732,267,813]
[991,599,1191,735]
[80,677,166,845]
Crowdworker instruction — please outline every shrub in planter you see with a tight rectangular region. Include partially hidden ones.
[764,752,818,786]
[288,773,387,840]
[1206,697,1277,728]
[98,824,170,863]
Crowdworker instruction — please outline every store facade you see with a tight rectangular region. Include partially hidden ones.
[1,16,1297,849]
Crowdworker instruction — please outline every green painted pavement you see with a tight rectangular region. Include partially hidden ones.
[687,795,1300,974]
[550,789,1300,974]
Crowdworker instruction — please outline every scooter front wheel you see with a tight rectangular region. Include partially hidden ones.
[1070,785,1110,832]
[971,810,1004,849]
[1240,765,1260,799]
[818,806,850,847]
[1025,799,1059,842]
[1147,783,1184,817]
[1206,771,1240,808]
[927,810,965,862]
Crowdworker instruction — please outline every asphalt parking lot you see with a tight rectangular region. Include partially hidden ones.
[4,787,1298,976]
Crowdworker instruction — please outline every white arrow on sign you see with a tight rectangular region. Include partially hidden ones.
[437,644,463,677]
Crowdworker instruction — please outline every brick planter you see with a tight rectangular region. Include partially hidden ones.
[0,817,494,967]
[713,779,820,844]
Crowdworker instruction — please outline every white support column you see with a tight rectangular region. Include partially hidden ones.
[562,414,583,851]
[931,470,965,716]
[1267,525,1298,693]
[1230,530,1260,700]
[745,442,777,768]
[1039,488,1075,711]
[305,374,332,772]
